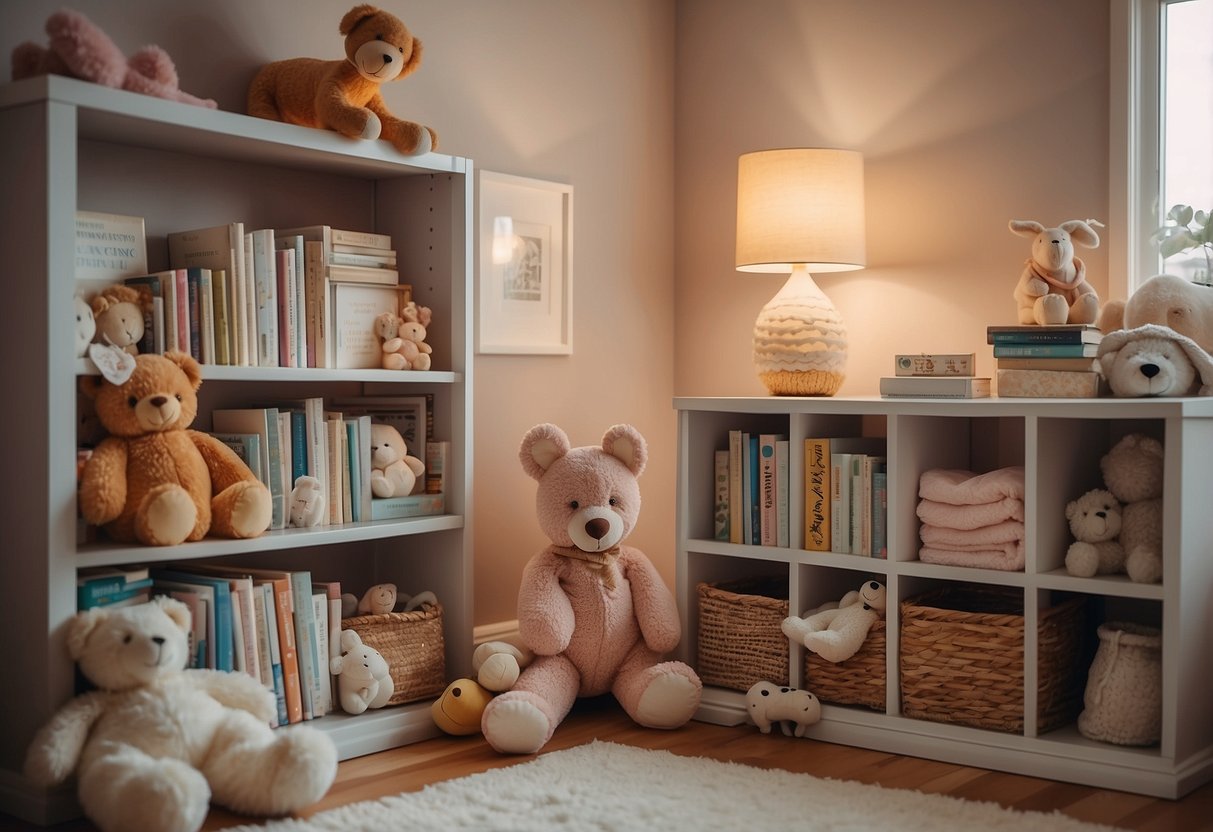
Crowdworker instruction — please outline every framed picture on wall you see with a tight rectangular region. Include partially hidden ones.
[476,170,573,354]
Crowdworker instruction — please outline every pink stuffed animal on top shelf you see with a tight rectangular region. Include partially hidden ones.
[11,9,216,108]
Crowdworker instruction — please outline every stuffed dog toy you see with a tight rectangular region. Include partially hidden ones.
[1097,323,1213,397]
[247,4,437,154]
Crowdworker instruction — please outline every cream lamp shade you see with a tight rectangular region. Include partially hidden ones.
[736,148,866,396]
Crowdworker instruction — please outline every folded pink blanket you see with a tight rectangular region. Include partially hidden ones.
[919,543,1025,571]
[918,467,1025,505]
[919,520,1024,547]
[916,497,1024,530]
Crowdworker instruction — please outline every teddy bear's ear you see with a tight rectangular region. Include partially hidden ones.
[340,4,380,35]
[602,424,647,478]
[152,595,192,633]
[163,350,203,390]
[78,375,105,400]
[1060,219,1101,249]
[1009,219,1044,239]
[66,608,107,660]
[519,423,570,480]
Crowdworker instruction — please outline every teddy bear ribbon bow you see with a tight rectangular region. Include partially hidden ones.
[550,545,622,589]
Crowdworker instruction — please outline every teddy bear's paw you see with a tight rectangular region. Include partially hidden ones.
[360,110,382,140]
[1071,293,1100,324]
[1064,542,1099,578]
[780,616,811,642]
[634,670,700,729]
[1125,548,1163,584]
[482,696,551,754]
[264,728,339,810]
[138,484,197,546]
[1036,294,1070,326]
[411,126,433,155]
[226,481,273,538]
[80,754,209,832]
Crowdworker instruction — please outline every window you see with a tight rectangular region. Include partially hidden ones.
[1111,0,1213,296]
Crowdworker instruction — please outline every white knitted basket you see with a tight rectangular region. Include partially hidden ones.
[1076,621,1162,746]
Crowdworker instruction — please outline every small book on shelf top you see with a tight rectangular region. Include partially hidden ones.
[986,324,1103,344]
[879,375,991,398]
[894,353,975,377]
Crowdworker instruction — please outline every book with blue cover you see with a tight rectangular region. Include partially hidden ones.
[151,568,234,672]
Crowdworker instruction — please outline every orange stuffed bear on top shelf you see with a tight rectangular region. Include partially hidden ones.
[246,4,437,155]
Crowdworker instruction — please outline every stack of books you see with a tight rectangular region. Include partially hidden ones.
[988,324,1106,398]
[879,352,990,398]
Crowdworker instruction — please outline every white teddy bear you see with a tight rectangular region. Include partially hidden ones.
[24,596,336,832]
[1096,323,1213,397]
[782,580,886,663]
[1101,434,1165,583]
[369,422,425,498]
[1064,488,1126,578]
[745,680,822,737]
[288,474,327,527]
[330,628,395,714]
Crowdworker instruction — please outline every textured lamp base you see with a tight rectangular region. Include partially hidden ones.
[759,369,844,397]
[752,266,848,397]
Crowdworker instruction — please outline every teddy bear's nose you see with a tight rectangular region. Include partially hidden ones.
[1096,511,1106,518]
[383,53,393,63]
[151,636,165,645]
[585,517,610,540]
[1141,364,1160,378]
[150,396,167,407]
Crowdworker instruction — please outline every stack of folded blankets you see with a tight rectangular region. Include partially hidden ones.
[917,466,1026,571]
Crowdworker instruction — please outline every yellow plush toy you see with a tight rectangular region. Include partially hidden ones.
[246,4,437,155]
[79,351,272,546]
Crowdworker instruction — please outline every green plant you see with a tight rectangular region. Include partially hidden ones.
[1152,204,1213,281]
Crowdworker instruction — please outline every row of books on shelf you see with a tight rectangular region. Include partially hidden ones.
[77,394,447,542]
[77,563,341,725]
[881,324,1108,399]
[78,211,417,370]
[712,432,888,557]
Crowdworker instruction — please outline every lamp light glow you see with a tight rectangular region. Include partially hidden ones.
[736,148,866,396]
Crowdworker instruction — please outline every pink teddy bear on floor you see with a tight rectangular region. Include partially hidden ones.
[481,423,702,754]
[11,9,216,108]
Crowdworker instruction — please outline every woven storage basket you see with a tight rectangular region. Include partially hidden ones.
[341,602,446,706]
[899,585,1085,734]
[805,619,886,710]
[697,578,789,691]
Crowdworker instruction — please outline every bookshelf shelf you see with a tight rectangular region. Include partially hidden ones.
[676,396,1213,799]
[0,77,474,825]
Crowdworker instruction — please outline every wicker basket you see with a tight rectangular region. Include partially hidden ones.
[899,585,1085,734]
[697,578,789,691]
[805,619,886,710]
[341,602,446,706]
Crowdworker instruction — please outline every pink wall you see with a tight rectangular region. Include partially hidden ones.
[674,0,1110,397]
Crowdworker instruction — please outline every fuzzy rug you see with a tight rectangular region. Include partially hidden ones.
[228,740,1117,831]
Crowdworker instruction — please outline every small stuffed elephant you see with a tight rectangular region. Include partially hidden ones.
[330,629,394,715]
[1009,219,1101,326]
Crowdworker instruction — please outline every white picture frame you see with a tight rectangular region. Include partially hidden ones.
[477,170,573,354]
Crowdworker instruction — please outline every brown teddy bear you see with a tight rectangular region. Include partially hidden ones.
[79,351,272,546]
[246,4,437,155]
[90,284,146,355]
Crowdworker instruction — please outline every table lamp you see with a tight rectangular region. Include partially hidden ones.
[736,148,866,396]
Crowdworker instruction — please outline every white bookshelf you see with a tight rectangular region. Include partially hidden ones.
[0,75,474,825]
[676,395,1213,799]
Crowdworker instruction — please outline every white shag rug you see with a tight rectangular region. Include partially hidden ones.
[229,740,1118,832]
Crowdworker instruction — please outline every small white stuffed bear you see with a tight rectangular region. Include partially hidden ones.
[745,680,821,737]
[288,475,326,527]
[782,580,886,663]
[1009,218,1101,326]
[369,422,425,498]
[1064,488,1126,578]
[330,628,394,714]
[24,596,336,832]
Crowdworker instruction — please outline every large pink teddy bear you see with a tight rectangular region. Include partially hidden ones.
[481,423,702,754]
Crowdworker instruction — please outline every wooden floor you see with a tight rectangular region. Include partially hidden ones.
[9,696,1213,831]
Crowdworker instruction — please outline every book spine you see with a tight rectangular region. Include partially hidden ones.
[849,455,864,555]
[331,228,391,249]
[289,572,317,721]
[872,467,888,559]
[272,580,303,724]
[175,269,189,354]
[369,492,444,520]
[990,332,1091,344]
[329,250,397,268]
[425,440,449,495]
[991,344,1095,358]
[803,439,830,552]
[263,408,285,530]
[275,249,294,369]
[894,353,975,376]
[713,449,730,542]
[830,453,851,554]
[199,269,215,365]
[251,230,279,367]
[290,411,308,487]
[775,439,789,549]
[311,594,332,715]
[251,584,274,691]
[77,584,151,610]
[212,268,230,365]
[728,430,743,545]
[305,241,327,368]
[758,435,778,546]
[258,583,288,724]
[347,421,362,522]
